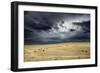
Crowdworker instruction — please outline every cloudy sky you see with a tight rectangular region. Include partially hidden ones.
[24,11,90,44]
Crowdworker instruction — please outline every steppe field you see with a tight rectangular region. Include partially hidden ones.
[24,42,90,62]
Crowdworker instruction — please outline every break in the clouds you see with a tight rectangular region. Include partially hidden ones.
[24,11,90,44]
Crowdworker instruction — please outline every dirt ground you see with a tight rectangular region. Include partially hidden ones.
[24,42,90,62]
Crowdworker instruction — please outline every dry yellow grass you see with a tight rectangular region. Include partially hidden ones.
[24,42,90,62]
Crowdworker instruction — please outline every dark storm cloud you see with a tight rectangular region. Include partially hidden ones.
[24,11,89,30]
[73,21,90,33]
[24,11,90,44]
[24,11,58,31]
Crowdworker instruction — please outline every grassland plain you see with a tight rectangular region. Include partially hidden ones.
[24,42,90,62]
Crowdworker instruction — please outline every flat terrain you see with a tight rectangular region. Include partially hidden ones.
[24,42,90,62]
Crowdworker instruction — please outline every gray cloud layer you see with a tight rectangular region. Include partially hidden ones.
[24,11,90,44]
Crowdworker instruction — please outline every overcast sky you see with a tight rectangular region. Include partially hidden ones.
[24,11,90,44]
